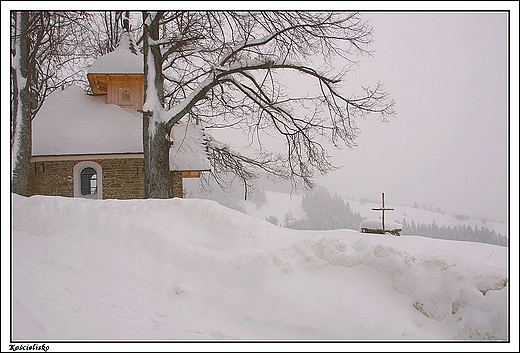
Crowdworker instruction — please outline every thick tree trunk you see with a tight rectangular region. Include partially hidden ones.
[142,11,173,199]
[11,12,32,196]
[12,87,32,196]
[143,115,173,198]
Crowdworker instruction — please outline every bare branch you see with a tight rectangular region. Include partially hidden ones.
[140,11,394,196]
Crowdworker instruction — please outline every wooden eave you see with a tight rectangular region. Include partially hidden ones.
[87,73,144,95]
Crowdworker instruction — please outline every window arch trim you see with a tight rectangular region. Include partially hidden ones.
[74,161,102,199]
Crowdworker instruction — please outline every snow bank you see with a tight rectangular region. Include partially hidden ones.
[11,194,509,341]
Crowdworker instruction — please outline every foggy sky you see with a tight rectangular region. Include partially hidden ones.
[2,7,516,223]
[318,12,511,222]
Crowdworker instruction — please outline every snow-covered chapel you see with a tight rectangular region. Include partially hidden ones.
[27,32,210,199]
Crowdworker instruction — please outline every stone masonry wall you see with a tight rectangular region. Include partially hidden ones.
[28,158,145,199]
[101,158,145,199]
[27,157,187,199]
[27,160,75,197]
[171,171,183,198]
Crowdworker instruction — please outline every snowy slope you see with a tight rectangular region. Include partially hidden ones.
[241,191,306,223]
[240,191,507,237]
[349,199,507,237]
[11,193,509,345]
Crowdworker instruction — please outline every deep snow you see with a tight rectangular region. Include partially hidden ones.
[9,193,512,351]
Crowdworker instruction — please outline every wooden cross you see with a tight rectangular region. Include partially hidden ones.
[372,192,394,233]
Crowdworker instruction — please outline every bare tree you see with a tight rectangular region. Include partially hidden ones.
[143,12,395,198]
[11,11,31,196]
[76,12,130,59]
[11,11,89,195]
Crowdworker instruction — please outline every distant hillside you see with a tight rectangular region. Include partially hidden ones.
[184,179,507,245]
[238,190,508,245]
[238,190,505,235]
[344,198,507,238]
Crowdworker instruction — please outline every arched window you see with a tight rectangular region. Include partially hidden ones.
[80,167,97,195]
[74,161,102,199]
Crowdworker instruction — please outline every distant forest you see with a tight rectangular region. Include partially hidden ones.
[281,186,364,231]
[400,219,507,247]
[274,186,507,247]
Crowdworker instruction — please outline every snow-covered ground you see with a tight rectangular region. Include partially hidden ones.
[8,193,514,351]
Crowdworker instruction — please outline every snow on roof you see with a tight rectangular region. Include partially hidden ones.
[170,122,211,171]
[32,85,143,156]
[87,32,143,74]
[33,32,211,173]
[33,86,210,173]
[360,219,403,231]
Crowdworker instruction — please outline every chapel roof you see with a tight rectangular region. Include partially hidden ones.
[170,122,211,172]
[33,31,210,173]
[32,85,143,156]
[32,86,210,172]
[87,32,143,75]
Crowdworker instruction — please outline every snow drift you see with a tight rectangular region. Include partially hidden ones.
[11,194,508,341]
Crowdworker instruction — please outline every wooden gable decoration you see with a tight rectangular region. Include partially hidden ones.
[87,74,144,110]
[86,32,144,110]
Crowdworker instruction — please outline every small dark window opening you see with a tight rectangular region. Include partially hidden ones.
[122,89,131,102]
[81,167,97,195]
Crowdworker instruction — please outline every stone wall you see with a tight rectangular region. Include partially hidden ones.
[171,171,183,198]
[27,157,188,199]
[101,158,145,199]
[27,160,75,197]
[28,158,145,199]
